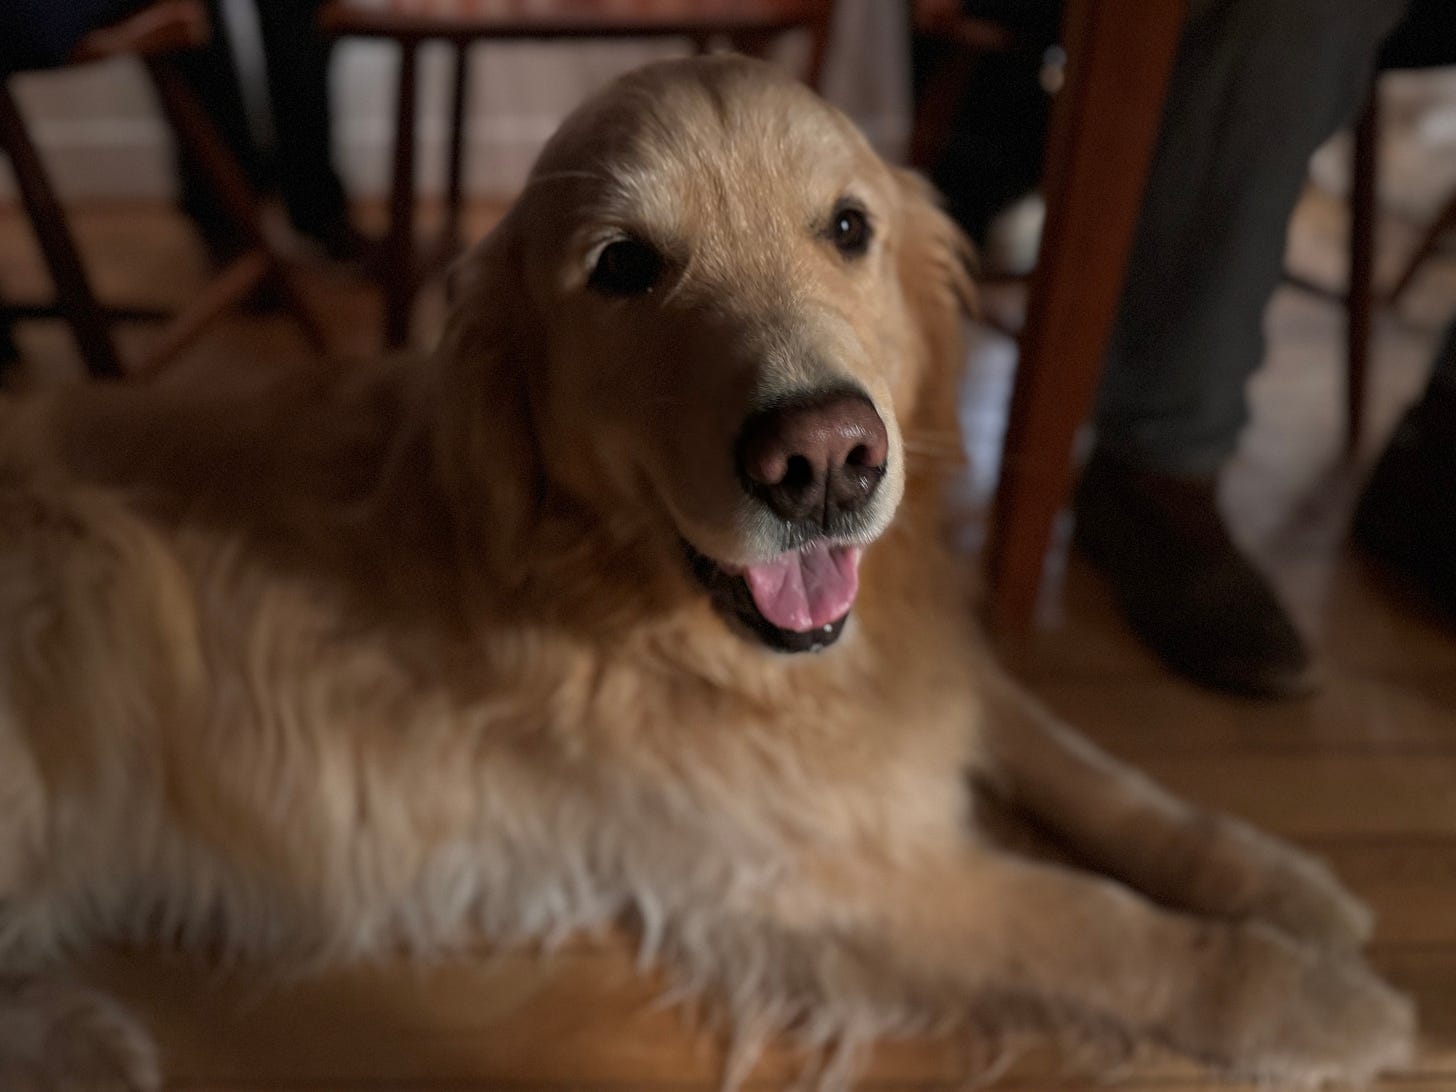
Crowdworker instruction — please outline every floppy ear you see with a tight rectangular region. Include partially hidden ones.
[893,167,978,432]
[432,213,545,586]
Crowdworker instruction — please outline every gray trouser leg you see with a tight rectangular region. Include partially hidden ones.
[1093,0,1409,476]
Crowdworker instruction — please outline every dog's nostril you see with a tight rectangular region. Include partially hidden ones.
[783,455,814,491]
[846,444,870,468]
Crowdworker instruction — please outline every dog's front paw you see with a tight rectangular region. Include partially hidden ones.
[1242,840,1375,953]
[0,978,160,1091]
[1177,924,1414,1087]
[1215,820,1374,953]
[1235,951,1415,1086]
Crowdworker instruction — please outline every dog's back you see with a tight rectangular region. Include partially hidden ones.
[0,362,463,961]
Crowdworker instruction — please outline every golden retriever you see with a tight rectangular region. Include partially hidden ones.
[0,56,1415,1090]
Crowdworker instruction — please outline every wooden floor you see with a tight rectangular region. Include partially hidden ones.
[2,193,1455,1090]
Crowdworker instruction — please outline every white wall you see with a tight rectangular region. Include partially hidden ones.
[0,0,909,202]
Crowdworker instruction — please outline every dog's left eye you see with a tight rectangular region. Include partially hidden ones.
[827,203,872,258]
[589,238,664,296]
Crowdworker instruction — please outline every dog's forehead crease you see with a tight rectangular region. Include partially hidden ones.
[530,58,884,240]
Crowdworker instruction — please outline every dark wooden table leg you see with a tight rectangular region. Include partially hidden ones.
[385,40,420,349]
[0,84,124,378]
[1346,88,1377,455]
[987,0,1187,631]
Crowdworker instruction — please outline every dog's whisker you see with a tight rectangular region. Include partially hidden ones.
[902,430,966,447]
[901,440,965,455]
[902,445,968,465]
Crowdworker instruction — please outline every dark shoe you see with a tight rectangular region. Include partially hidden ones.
[1352,384,1456,620]
[1073,453,1320,698]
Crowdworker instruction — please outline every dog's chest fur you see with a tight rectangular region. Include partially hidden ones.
[1,437,986,965]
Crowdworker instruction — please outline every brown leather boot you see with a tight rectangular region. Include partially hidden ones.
[1073,453,1319,698]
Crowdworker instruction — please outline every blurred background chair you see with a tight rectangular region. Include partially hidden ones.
[0,0,325,379]
[319,0,837,348]
[1323,13,1456,452]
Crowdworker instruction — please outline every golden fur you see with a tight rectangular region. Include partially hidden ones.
[0,57,1415,1090]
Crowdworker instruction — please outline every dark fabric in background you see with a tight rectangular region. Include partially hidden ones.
[0,0,147,75]
[918,0,1452,246]
[911,0,1061,244]
[174,0,344,247]
[0,0,345,248]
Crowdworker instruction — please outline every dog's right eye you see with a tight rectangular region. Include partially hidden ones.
[589,238,664,296]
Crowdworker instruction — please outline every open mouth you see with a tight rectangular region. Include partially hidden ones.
[684,538,863,653]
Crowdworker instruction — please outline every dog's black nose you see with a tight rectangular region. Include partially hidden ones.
[736,391,888,525]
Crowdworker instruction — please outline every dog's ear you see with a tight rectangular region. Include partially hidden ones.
[893,167,978,425]
[432,214,544,585]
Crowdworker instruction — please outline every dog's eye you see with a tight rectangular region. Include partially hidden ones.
[827,203,871,258]
[589,238,664,296]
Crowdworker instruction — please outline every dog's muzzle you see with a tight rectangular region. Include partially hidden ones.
[685,389,887,653]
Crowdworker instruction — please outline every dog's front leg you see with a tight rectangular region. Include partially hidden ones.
[770,847,1412,1086]
[977,674,1374,953]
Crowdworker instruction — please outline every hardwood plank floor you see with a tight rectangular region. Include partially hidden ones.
[3,192,1455,1089]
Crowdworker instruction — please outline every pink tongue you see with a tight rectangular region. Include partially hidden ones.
[742,543,862,633]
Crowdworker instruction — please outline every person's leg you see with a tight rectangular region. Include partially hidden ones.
[252,0,360,257]
[168,0,267,262]
[1093,0,1408,474]
[1075,0,1409,697]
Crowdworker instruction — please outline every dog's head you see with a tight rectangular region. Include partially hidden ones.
[436,56,973,652]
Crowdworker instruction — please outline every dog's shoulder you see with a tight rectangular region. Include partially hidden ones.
[45,357,418,507]
[0,353,450,616]
[3,358,440,569]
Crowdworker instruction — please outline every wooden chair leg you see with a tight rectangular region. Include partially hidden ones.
[987,0,1185,631]
[442,41,471,255]
[1346,89,1377,456]
[143,55,327,358]
[1386,184,1456,307]
[803,7,834,91]
[0,83,125,378]
[385,40,420,349]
